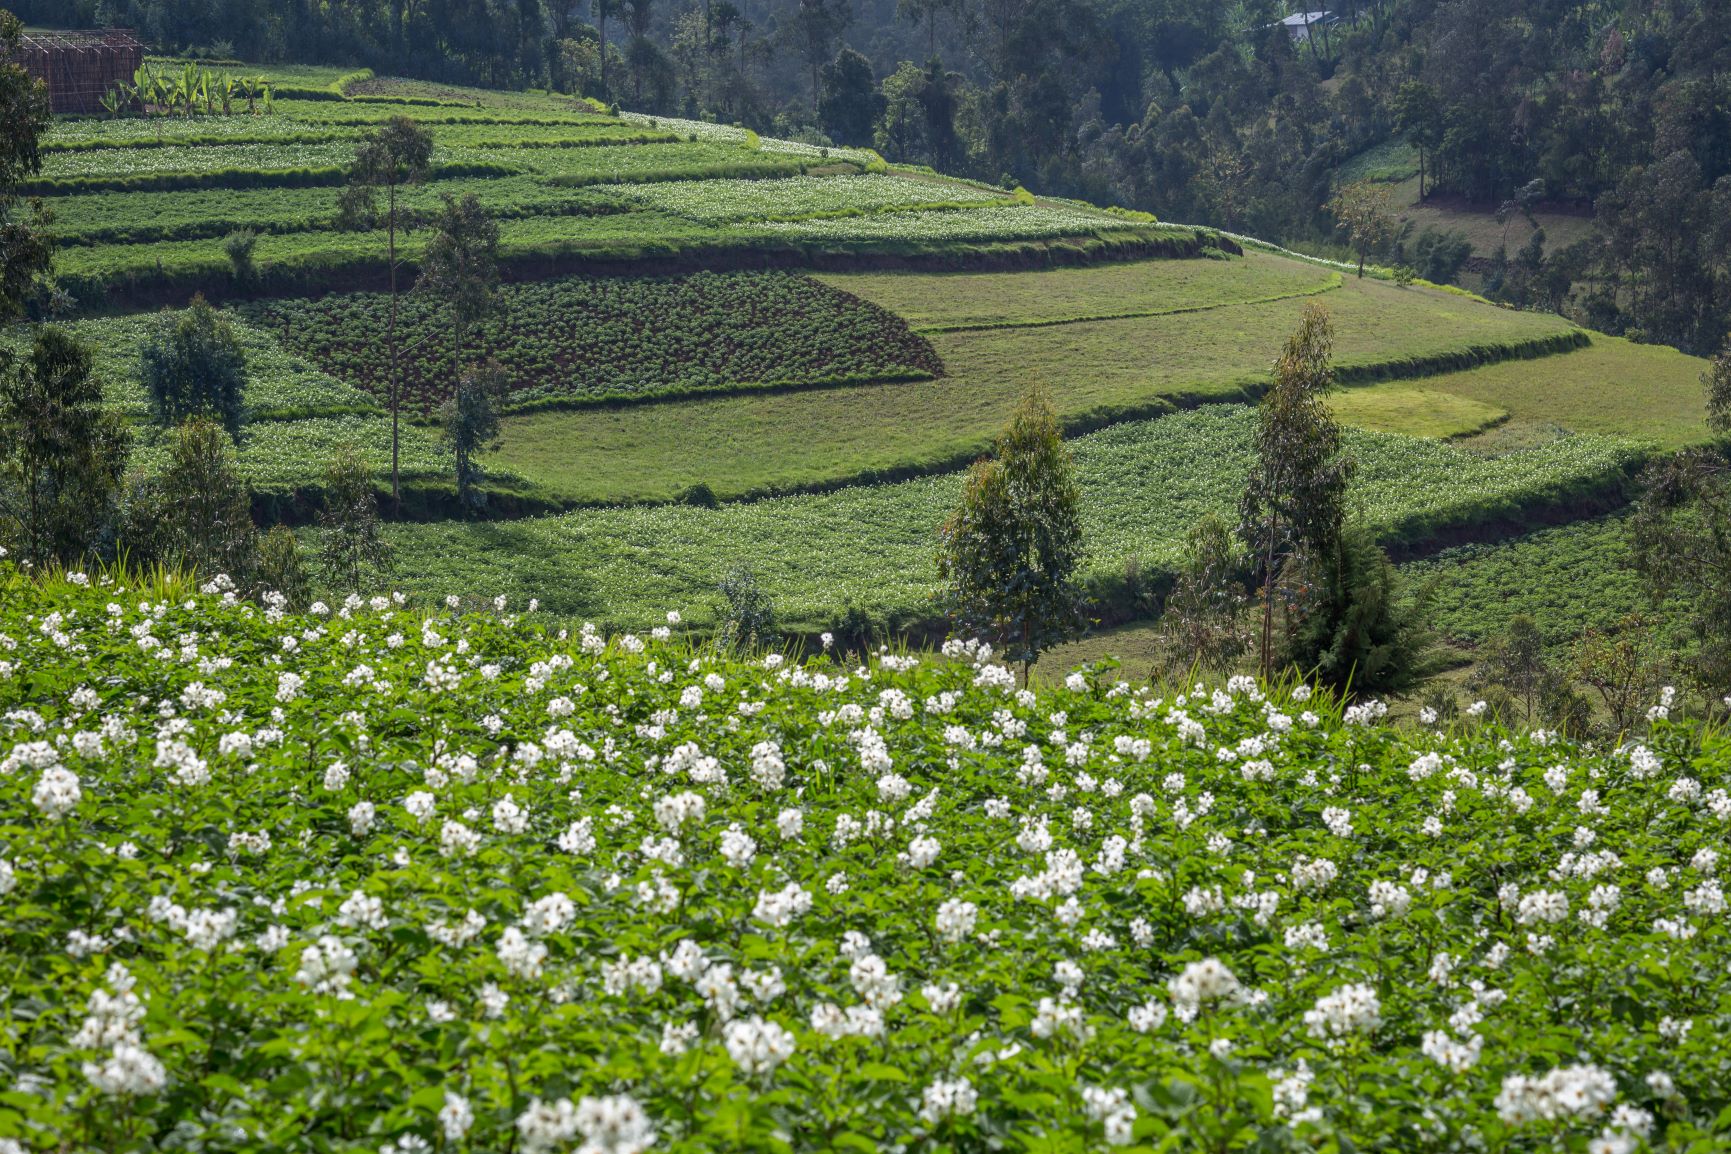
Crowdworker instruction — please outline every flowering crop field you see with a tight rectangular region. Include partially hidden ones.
[383,405,1638,627]
[1,570,1728,1152]
[246,271,944,413]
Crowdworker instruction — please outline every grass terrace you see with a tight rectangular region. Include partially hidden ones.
[377,405,1637,629]
[492,270,1587,505]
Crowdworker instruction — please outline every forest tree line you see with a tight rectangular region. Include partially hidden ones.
[17,0,1731,352]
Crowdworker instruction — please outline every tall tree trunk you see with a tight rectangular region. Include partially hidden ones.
[1261,510,1277,682]
[388,180,400,509]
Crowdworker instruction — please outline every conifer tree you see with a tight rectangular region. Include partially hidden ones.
[938,385,1083,684]
[1240,303,1353,681]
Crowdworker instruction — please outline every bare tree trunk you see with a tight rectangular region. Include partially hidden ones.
[388,180,400,510]
[1261,512,1276,683]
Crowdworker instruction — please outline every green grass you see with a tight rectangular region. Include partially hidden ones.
[493,269,1585,505]
[1328,384,1508,438]
[1387,176,1598,260]
[1336,138,1421,185]
[381,405,1636,630]
[1032,621,1169,685]
[1403,334,1710,450]
[817,253,1339,331]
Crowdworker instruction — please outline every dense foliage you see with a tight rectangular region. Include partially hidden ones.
[139,295,249,436]
[248,271,944,413]
[2,570,1730,1151]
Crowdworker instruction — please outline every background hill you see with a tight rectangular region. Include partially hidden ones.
[21,0,1731,354]
[12,52,1717,697]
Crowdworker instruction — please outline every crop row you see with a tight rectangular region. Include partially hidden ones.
[42,177,627,247]
[375,405,1640,628]
[39,141,361,181]
[611,173,1010,223]
[271,97,615,126]
[43,170,1006,250]
[753,206,1145,244]
[1404,514,1651,648]
[619,110,882,165]
[126,414,484,496]
[245,270,945,413]
[56,210,1181,309]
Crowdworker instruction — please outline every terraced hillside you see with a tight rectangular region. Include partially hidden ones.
[34,61,1715,668]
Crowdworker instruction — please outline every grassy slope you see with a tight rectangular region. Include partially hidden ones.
[492,261,1578,504]
[814,257,1336,330]
[1327,384,1507,438]
[1396,334,1708,450]
[383,406,1634,631]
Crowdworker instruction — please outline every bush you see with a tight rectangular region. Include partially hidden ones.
[255,524,310,609]
[316,447,391,593]
[715,565,775,651]
[1413,227,1472,285]
[675,481,719,508]
[140,295,249,438]
[223,228,259,285]
[1286,524,1442,698]
[122,418,259,582]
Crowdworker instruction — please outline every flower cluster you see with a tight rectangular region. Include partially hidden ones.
[0,573,1725,1151]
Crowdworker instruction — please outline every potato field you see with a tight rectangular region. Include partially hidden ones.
[1,572,1728,1152]
[245,271,945,412]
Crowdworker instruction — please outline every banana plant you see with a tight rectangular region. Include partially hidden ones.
[261,83,274,115]
[180,63,199,117]
[240,75,257,114]
[219,73,235,116]
[98,86,122,118]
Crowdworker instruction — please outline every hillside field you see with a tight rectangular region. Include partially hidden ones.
[21,57,1717,681]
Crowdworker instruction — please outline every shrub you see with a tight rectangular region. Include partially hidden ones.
[676,481,719,508]
[123,418,258,582]
[140,295,249,438]
[223,228,259,284]
[1287,524,1442,699]
[939,385,1085,683]
[716,565,776,651]
[316,446,392,592]
[0,326,130,568]
[255,523,310,609]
